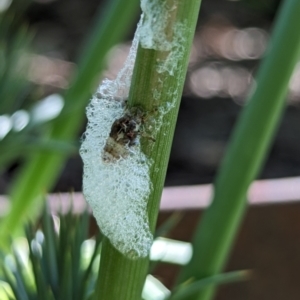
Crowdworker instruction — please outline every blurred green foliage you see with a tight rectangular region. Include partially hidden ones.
[0,0,140,242]
[0,207,247,300]
[0,205,102,300]
[0,5,77,174]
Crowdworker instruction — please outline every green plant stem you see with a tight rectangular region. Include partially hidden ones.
[178,1,300,299]
[94,0,202,299]
[95,238,149,299]
[0,0,140,240]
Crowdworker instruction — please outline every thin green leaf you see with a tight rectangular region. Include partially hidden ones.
[79,234,102,300]
[59,251,72,300]
[72,211,89,299]
[1,263,24,300]
[155,212,184,239]
[41,205,58,291]
[149,213,184,274]
[12,247,33,299]
[170,270,251,300]
[178,1,300,299]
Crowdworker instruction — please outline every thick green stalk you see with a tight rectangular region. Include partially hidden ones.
[94,0,202,299]
[0,0,139,239]
[178,1,300,299]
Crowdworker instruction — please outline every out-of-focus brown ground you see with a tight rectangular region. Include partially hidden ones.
[155,203,300,300]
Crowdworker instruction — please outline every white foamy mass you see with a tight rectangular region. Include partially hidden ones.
[80,19,153,259]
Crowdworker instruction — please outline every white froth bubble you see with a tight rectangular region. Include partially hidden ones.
[139,0,172,51]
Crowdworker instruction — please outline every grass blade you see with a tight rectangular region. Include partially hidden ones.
[178,1,300,299]
[170,270,250,300]
[154,213,184,239]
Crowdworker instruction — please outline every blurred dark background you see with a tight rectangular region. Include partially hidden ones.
[2,0,300,193]
[1,0,300,299]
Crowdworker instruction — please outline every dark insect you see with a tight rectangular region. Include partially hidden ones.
[102,109,144,162]
[109,114,142,146]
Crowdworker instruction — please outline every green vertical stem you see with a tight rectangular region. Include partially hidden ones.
[95,238,149,299]
[0,0,140,240]
[94,0,202,299]
[178,1,300,299]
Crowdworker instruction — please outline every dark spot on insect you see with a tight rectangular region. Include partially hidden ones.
[109,115,141,146]
[102,108,154,162]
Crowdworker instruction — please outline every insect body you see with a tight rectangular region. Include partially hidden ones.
[102,109,144,162]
